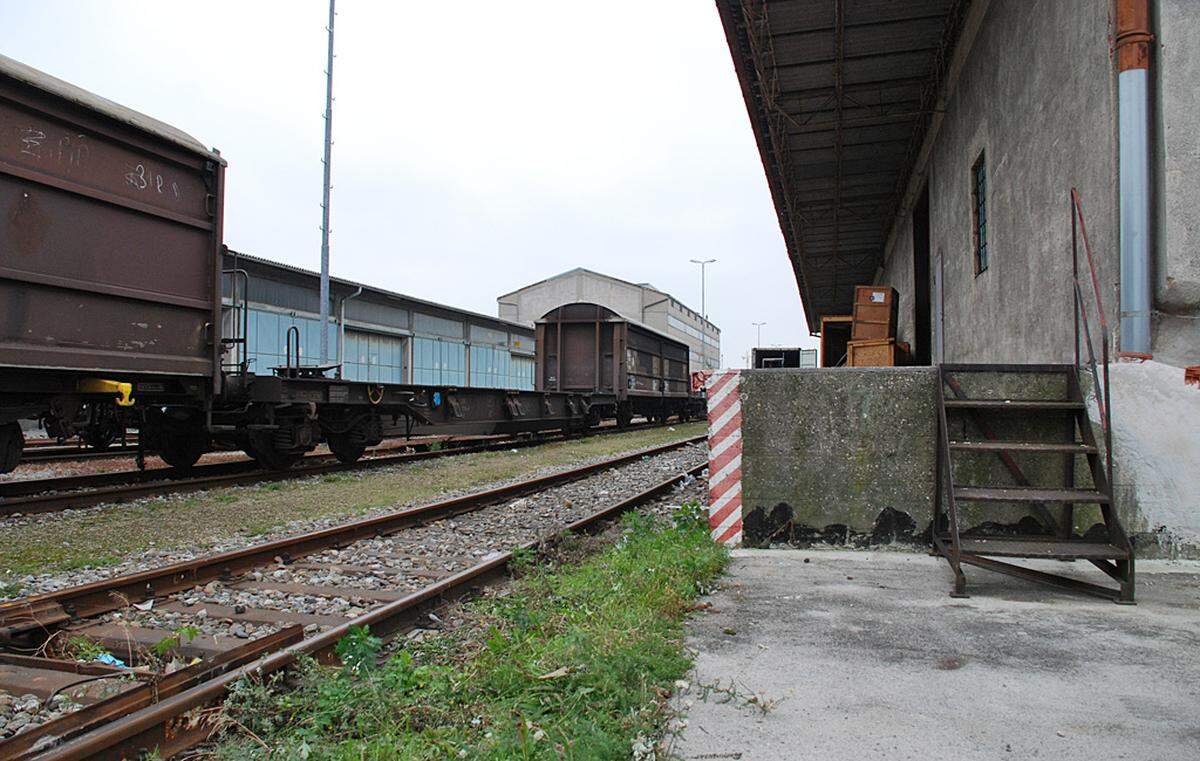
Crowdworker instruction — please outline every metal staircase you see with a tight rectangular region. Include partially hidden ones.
[931,189,1134,603]
[934,364,1134,602]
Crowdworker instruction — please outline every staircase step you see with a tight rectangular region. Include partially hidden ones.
[949,440,1097,454]
[943,399,1084,411]
[948,537,1128,560]
[954,486,1110,503]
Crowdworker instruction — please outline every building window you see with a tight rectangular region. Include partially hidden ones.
[971,152,988,274]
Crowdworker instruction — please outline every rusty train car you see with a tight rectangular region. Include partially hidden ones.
[0,55,604,474]
[0,54,226,471]
[536,303,703,426]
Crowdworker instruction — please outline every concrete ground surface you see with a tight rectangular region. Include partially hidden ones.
[671,549,1200,761]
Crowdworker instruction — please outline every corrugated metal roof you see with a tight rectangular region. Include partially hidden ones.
[0,53,219,162]
[225,249,535,335]
[717,0,970,331]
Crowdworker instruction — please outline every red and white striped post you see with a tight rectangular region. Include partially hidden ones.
[705,370,743,546]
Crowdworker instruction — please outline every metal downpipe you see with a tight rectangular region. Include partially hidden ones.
[1116,0,1153,355]
[336,285,364,378]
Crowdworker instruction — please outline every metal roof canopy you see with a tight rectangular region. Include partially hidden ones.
[717,0,970,332]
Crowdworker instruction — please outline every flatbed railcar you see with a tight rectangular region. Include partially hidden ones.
[0,55,598,474]
[535,303,703,425]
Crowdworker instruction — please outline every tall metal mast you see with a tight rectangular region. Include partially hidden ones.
[318,0,336,366]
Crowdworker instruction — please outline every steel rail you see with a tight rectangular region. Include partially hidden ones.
[0,435,705,640]
[5,435,513,497]
[0,421,678,517]
[21,446,139,463]
[7,449,707,760]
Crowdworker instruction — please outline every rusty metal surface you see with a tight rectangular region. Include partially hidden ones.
[536,303,692,399]
[0,65,222,383]
[1115,0,1151,71]
[933,364,1134,602]
[0,627,301,760]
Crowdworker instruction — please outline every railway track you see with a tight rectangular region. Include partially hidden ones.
[18,431,535,465]
[20,433,468,465]
[0,421,676,518]
[0,435,707,759]
[19,446,138,465]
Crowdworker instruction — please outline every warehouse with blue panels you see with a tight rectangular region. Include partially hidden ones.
[222,251,535,390]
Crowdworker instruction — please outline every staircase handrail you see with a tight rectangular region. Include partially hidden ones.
[1069,187,1113,493]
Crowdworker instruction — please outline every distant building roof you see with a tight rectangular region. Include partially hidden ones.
[498,266,719,334]
[226,249,532,334]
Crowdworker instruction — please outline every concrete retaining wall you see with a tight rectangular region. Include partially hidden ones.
[738,368,937,546]
[733,367,1199,557]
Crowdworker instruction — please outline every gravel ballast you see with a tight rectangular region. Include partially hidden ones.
[0,443,708,743]
[0,424,706,587]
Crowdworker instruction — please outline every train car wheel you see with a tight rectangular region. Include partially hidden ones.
[616,403,632,428]
[247,431,302,470]
[82,424,118,451]
[159,431,206,470]
[0,422,24,474]
[82,404,123,451]
[327,434,366,464]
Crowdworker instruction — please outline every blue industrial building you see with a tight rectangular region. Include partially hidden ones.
[221,251,535,389]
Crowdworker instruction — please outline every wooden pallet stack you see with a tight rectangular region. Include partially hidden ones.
[847,285,909,367]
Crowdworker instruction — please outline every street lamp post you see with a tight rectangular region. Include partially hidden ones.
[753,321,766,347]
[689,258,716,321]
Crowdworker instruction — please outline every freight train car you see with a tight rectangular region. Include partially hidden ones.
[535,303,700,426]
[0,55,600,474]
[0,54,225,472]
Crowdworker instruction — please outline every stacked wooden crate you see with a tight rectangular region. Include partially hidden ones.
[847,285,909,366]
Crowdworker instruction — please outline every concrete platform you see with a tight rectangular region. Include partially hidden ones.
[672,549,1200,760]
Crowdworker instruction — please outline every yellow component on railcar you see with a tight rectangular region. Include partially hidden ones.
[77,378,135,407]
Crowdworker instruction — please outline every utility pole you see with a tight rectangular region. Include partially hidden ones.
[689,258,716,321]
[753,321,766,347]
[318,0,336,367]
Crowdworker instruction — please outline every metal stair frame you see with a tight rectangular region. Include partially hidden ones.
[933,363,1135,603]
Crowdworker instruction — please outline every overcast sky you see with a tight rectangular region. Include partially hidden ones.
[2,1,814,365]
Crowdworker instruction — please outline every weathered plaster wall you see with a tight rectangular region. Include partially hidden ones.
[879,0,1120,364]
[1092,360,1200,557]
[1152,0,1200,366]
[880,215,916,352]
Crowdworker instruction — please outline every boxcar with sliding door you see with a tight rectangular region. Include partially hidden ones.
[535,303,693,426]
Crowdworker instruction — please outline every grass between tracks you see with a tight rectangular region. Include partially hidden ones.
[210,504,726,760]
[0,422,705,582]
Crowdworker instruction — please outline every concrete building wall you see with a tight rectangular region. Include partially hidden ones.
[884,214,917,353]
[1153,0,1200,366]
[879,0,1120,364]
[498,268,721,370]
[879,0,1199,368]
